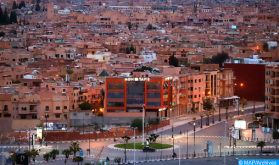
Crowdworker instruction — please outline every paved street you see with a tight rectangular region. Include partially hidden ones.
[1,104,271,165]
[138,156,279,165]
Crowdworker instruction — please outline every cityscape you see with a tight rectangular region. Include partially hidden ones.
[0,0,279,165]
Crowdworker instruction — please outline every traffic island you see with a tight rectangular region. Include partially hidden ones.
[114,143,172,150]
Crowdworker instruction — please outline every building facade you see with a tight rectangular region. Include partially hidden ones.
[265,64,279,129]
[104,76,173,119]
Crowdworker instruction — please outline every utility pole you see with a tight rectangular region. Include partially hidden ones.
[142,105,145,145]
[186,129,188,159]
[224,121,227,165]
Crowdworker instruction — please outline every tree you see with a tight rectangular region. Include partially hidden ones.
[211,52,229,67]
[49,149,59,160]
[73,156,83,165]
[257,141,266,153]
[3,8,10,24]
[126,45,136,54]
[203,98,214,125]
[114,157,121,165]
[62,149,71,165]
[169,53,179,67]
[263,42,269,52]
[147,24,155,30]
[122,136,131,163]
[273,129,279,140]
[0,6,3,25]
[12,1,18,10]
[0,31,5,37]
[147,134,159,143]
[35,1,41,11]
[19,1,26,9]
[78,102,93,110]
[240,98,247,110]
[9,152,17,165]
[25,149,39,163]
[69,142,81,158]
[62,149,71,159]
[131,118,143,131]
[10,11,17,23]
[127,22,132,30]
[43,153,50,162]
[203,98,213,111]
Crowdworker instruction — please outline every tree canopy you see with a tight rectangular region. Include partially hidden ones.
[79,102,93,110]
[203,98,214,111]
[168,54,179,67]
[131,118,143,131]
[203,52,230,67]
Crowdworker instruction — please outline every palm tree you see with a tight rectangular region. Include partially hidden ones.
[240,98,247,113]
[257,141,266,153]
[25,149,39,163]
[9,152,17,165]
[49,149,59,160]
[73,156,83,165]
[62,149,71,165]
[114,157,121,165]
[69,142,81,158]
[122,135,131,163]
[43,152,50,162]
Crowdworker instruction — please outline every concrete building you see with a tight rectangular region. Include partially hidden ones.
[104,76,173,121]
[265,63,279,129]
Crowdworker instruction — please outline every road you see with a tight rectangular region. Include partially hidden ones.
[161,107,263,135]
[1,106,267,164]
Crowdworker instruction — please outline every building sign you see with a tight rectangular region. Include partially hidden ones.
[234,120,246,129]
[124,77,150,81]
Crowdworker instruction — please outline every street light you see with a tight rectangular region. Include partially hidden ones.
[171,125,176,159]
[193,118,196,157]
[142,105,145,145]
[186,129,189,159]
[200,115,203,128]
[132,127,136,165]
[218,102,221,122]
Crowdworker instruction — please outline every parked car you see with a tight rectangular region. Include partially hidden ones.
[143,146,156,152]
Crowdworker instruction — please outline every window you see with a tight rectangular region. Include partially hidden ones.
[108,82,124,89]
[147,93,161,98]
[108,102,124,107]
[55,114,60,118]
[107,109,124,112]
[147,102,161,107]
[64,106,67,110]
[147,82,161,90]
[56,106,60,110]
[108,92,124,98]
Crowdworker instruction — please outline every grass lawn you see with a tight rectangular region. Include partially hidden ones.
[114,143,172,150]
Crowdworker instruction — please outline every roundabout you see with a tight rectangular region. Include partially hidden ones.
[114,143,172,150]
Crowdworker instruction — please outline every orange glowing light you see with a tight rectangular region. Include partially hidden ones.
[240,83,244,87]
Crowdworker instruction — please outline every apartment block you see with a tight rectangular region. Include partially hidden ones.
[104,76,173,119]
[265,64,279,129]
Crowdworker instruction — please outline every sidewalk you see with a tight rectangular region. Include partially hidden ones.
[152,102,264,134]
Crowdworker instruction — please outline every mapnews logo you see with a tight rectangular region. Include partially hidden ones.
[238,159,279,165]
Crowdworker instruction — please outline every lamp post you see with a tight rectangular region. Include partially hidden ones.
[88,125,91,156]
[172,125,175,159]
[200,115,203,128]
[142,105,145,145]
[193,118,196,157]
[225,106,228,120]
[218,103,221,121]
[44,113,49,146]
[186,129,188,159]
[133,127,136,165]
[212,110,215,124]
